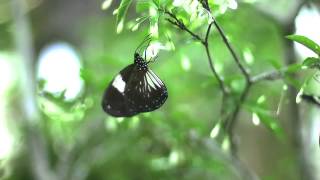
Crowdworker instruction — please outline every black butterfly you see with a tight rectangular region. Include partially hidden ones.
[101,36,168,117]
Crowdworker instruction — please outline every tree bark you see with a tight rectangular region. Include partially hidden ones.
[10,0,57,180]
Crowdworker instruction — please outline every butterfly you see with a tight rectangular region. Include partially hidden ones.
[101,35,168,117]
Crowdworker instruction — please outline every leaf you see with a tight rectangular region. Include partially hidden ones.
[284,63,302,74]
[128,16,150,31]
[286,35,320,55]
[149,6,159,37]
[256,112,284,139]
[302,57,320,69]
[153,0,171,8]
[115,0,133,33]
[244,103,284,139]
[101,0,113,10]
[136,0,150,13]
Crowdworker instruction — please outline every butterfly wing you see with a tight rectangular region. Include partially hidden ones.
[101,64,139,117]
[125,68,168,113]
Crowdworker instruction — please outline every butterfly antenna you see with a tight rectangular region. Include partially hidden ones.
[138,39,151,57]
[143,39,152,60]
[135,33,152,53]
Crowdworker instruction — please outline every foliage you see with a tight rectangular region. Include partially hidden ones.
[286,35,320,56]
[2,0,316,180]
[287,34,320,105]
[102,0,288,143]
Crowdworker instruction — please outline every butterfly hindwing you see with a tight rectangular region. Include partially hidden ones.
[102,64,139,117]
[102,37,168,117]
[125,68,168,113]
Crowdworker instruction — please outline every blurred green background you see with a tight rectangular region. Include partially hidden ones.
[0,0,320,180]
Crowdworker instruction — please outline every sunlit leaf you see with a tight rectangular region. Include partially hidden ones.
[245,103,284,139]
[131,23,140,31]
[286,35,320,55]
[128,16,150,31]
[296,86,305,104]
[243,47,254,65]
[302,57,320,69]
[116,0,133,33]
[149,6,159,37]
[116,19,125,34]
[101,0,113,10]
[210,122,221,138]
[252,112,260,126]
[180,55,191,71]
[227,0,238,9]
[284,63,302,74]
[257,95,266,104]
[136,0,150,13]
[256,112,284,138]
[221,136,230,151]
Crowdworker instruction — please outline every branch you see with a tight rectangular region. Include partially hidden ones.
[204,41,229,95]
[164,10,203,43]
[199,0,211,12]
[212,19,251,83]
[224,84,252,154]
[200,4,253,155]
[251,67,289,83]
[164,10,229,95]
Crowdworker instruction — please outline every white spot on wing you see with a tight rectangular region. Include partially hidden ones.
[148,70,163,87]
[146,73,156,89]
[149,73,160,88]
[112,74,126,93]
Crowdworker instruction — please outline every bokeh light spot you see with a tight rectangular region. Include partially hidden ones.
[37,42,84,100]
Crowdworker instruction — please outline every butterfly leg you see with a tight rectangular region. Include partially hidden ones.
[147,55,158,64]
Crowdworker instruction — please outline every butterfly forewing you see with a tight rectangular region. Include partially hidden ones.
[125,68,168,113]
[102,37,168,117]
[102,64,139,117]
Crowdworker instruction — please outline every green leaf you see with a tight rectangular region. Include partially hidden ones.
[136,1,150,13]
[149,6,159,37]
[284,63,302,74]
[286,35,320,55]
[244,103,284,139]
[115,0,133,33]
[256,112,284,139]
[302,57,320,69]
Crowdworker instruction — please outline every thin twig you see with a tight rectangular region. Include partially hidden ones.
[205,22,213,44]
[198,2,254,156]
[251,69,284,82]
[224,84,252,152]
[164,10,229,95]
[164,10,204,43]
[207,14,253,145]
[251,66,292,83]
[212,19,251,83]
[166,3,259,179]
[204,40,229,94]
[199,0,211,12]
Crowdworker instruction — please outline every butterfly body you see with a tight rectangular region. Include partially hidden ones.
[102,53,168,117]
